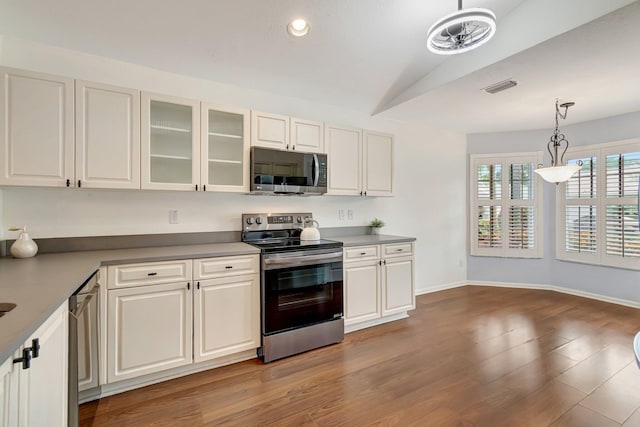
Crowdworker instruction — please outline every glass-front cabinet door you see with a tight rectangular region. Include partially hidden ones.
[201,104,249,192]
[141,93,200,190]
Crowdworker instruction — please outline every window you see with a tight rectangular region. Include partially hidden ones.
[470,153,543,258]
[557,139,640,270]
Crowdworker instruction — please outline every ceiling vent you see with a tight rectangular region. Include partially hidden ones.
[483,79,518,94]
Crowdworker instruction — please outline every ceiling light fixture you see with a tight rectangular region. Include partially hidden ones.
[287,18,310,37]
[427,0,496,55]
[534,99,582,184]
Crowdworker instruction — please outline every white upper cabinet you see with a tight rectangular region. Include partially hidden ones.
[325,124,362,195]
[141,92,201,191]
[201,104,250,192]
[75,80,140,189]
[0,67,74,187]
[326,125,394,197]
[363,130,393,197]
[290,117,324,153]
[251,111,289,150]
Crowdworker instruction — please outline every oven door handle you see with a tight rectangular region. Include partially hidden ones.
[263,251,343,269]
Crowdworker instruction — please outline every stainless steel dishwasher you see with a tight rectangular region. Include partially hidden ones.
[68,270,99,427]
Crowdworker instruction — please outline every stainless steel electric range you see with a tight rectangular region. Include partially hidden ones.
[241,213,344,363]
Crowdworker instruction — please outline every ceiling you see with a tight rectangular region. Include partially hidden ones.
[1,0,639,133]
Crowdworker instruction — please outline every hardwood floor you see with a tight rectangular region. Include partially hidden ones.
[80,286,640,426]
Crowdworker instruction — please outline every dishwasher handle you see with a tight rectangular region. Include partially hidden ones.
[70,283,99,320]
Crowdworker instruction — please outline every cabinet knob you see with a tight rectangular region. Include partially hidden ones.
[195,184,198,191]
[203,185,206,192]
[66,179,70,187]
[77,180,82,188]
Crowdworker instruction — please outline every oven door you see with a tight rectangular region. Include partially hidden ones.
[262,248,343,335]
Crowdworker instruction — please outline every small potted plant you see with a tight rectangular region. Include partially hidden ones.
[369,218,385,235]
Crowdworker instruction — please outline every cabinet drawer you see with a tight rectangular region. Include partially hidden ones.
[107,260,192,289]
[383,242,414,258]
[344,245,380,262]
[194,255,259,280]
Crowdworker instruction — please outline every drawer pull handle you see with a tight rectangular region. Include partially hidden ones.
[360,252,366,255]
[225,266,233,269]
[396,249,403,252]
[147,272,158,276]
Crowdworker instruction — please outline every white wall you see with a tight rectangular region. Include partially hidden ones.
[0,36,468,293]
[467,111,640,303]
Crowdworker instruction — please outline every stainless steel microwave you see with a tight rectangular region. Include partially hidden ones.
[250,147,327,195]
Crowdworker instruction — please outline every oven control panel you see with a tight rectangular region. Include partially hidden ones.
[242,212,312,231]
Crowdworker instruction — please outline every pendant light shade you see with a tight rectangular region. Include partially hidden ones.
[534,100,581,184]
[427,1,496,55]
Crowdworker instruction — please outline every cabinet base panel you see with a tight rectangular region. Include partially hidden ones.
[345,312,408,333]
[80,348,256,403]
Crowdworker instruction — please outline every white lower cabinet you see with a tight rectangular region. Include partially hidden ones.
[382,256,415,316]
[1,301,68,427]
[343,260,380,325]
[107,282,193,383]
[105,255,259,385]
[194,275,259,362]
[343,243,415,330]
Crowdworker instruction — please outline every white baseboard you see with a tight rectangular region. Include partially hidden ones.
[416,281,466,295]
[466,280,640,309]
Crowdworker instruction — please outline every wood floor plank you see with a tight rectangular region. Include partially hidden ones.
[80,286,640,427]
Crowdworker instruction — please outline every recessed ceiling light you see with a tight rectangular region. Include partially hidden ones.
[287,18,310,37]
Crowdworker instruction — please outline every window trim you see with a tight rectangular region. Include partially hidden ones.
[556,138,640,270]
[470,152,543,258]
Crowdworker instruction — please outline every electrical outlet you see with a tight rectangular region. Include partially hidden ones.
[169,210,179,224]
[347,209,353,220]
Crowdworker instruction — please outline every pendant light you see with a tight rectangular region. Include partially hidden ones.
[426,0,496,55]
[533,100,582,184]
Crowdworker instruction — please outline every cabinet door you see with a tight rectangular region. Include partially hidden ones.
[344,260,381,325]
[201,104,250,192]
[0,67,74,187]
[75,80,140,189]
[326,124,362,195]
[251,111,289,150]
[107,282,192,383]
[291,118,324,153]
[18,301,68,427]
[141,93,200,191]
[193,275,259,362]
[364,131,393,196]
[382,256,415,316]
[0,355,18,427]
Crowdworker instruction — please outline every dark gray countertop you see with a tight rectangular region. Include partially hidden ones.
[335,234,416,247]
[0,242,259,363]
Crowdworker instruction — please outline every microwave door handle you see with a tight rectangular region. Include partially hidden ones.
[313,154,320,186]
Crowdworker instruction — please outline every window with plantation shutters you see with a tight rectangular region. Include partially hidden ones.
[557,139,640,270]
[470,153,542,258]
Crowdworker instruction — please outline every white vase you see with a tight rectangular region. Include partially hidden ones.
[371,227,380,235]
[10,230,38,258]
